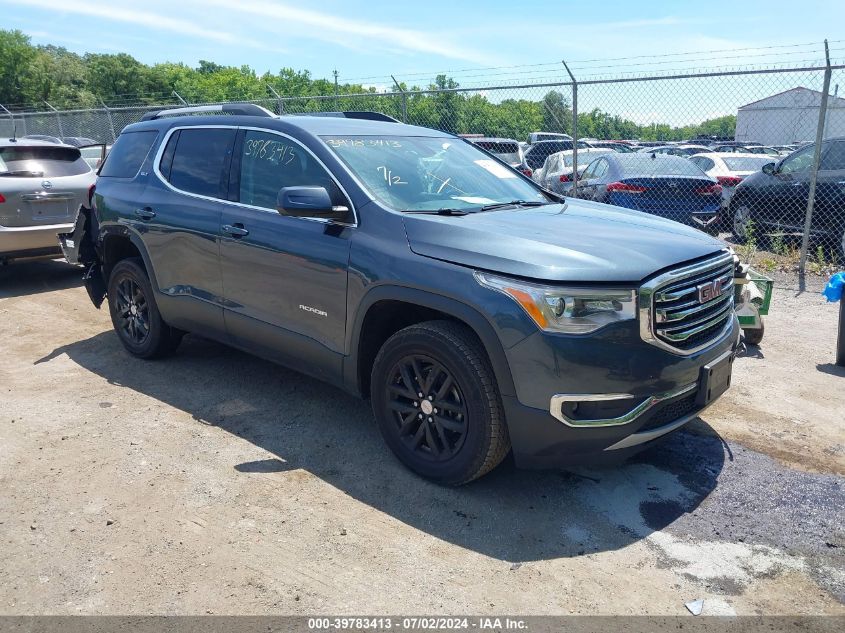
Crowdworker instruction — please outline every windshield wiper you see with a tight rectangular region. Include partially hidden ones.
[404,208,470,216]
[479,200,548,212]
[0,170,44,177]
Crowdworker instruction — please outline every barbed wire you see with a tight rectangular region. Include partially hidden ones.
[341,39,839,84]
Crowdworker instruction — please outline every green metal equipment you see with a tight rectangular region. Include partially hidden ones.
[734,262,773,346]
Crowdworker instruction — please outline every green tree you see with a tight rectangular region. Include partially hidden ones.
[0,30,36,104]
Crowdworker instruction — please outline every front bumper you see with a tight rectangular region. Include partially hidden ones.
[0,222,74,258]
[502,316,739,469]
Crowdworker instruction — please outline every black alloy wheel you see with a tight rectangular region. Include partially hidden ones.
[386,354,469,461]
[114,276,150,346]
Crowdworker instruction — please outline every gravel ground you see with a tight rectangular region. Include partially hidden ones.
[0,259,843,615]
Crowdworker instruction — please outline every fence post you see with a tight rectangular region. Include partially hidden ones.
[172,91,188,106]
[44,101,64,137]
[392,75,407,123]
[266,84,284,115]
[799,40,832,275]
[562,61,578,195]
[0,103,15,138]
[100,98,117,143]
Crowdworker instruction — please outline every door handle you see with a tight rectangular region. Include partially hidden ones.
[222,223,249,237]
[134,207,156,220]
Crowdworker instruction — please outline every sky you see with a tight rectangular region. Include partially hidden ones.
[5,0,845,124]
[6,0,844,80]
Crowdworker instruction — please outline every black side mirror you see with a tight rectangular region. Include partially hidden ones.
[276,186,348,221]
[762,162,777,175]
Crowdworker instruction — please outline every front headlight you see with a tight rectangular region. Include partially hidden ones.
[475,272,637,334]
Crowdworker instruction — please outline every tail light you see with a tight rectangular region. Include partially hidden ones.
[695,183,723,195]
[559,174,571,182]
[520,168,532,177]
[716,175,742,187]
[0,193,5,203]
[607,182,647,193]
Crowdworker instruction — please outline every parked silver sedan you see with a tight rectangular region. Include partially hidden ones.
[0,139,95,263]
[535,148,616,194]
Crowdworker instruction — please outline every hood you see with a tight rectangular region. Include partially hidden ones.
[403,200,728,283]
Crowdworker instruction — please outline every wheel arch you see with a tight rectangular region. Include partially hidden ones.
[99,225,160,291]
[345,285,516,401]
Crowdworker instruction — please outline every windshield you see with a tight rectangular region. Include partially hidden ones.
[323,136,549,212]
[0,145,90,177]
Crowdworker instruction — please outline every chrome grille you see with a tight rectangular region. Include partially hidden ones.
[640,252,735,354]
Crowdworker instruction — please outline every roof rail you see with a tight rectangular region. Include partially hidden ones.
[291,111,400,123]
[141,103,276,121]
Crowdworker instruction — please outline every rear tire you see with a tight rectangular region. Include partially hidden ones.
[370,320,510,485]
[107,258,182,359]
[732,202,753,243]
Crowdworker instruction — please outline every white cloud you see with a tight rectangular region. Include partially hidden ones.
[9,0,236,42]
[202,0,492,64]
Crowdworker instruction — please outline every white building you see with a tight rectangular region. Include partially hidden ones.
[735,87,845,145]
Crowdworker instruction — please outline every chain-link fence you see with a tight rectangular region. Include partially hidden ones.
[2,62,844,273]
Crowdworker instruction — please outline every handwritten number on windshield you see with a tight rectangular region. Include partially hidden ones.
[377,166,407,187]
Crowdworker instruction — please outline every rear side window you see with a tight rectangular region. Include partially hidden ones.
[723,156,770,171]
[476,141,519,154]
[99,130,158,178]
[0,145,90,177]
[166,128,236,198]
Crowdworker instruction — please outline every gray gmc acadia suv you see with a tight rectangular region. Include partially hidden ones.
[61,104,738,485]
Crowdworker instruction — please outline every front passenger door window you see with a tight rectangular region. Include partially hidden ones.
[237,130,346,211]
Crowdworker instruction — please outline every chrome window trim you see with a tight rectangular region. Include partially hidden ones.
[549,382,697,428]
[639,250,736,356]
[151,124,358,228]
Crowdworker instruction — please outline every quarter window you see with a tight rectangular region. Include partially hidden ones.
[166,128,235,198]
[98,130,158,178]
[238,130,343,210]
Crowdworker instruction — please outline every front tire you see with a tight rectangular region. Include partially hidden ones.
[370,320,510,485]
[107,258,182,359]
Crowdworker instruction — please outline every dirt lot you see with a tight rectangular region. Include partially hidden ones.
[1,259,843,616]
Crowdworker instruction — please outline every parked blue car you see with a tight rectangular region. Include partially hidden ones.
[569,153,723,232]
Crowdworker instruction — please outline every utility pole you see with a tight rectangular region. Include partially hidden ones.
[333,70,340,110]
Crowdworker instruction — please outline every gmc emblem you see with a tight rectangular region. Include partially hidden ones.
[697,278,724,304]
